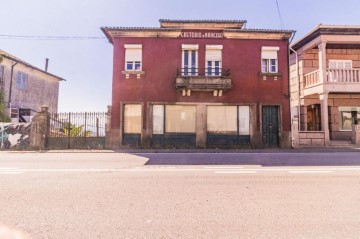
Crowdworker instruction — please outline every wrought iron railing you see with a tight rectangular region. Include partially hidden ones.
[176,68,231,77]
[49,112,106,138]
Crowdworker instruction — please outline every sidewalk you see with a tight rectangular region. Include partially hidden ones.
[1,146,360,154]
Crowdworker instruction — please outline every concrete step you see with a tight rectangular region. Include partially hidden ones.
[330,140,354,147]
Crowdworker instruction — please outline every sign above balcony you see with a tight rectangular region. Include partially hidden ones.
[179,30,224,39]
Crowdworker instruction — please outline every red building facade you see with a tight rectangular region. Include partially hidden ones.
[102,20,294,148]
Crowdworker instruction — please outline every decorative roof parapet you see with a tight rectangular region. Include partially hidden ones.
[101,19,295,43]
[159,19,247,30]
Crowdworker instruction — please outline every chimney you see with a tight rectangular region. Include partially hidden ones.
[45,58,49,72]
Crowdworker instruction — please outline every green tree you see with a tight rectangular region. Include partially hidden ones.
[0,89,10,122]
[62,123,92,137]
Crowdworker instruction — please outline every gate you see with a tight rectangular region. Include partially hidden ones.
[48,112,106,149]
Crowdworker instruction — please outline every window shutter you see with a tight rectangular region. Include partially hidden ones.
[124,44,142,62]
[261,46,279,59]
[206,49,222,61]
[125,48,142,62]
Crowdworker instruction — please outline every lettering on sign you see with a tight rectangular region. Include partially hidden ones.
[180,32,224,38]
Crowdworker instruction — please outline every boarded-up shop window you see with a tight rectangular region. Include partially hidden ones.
[124,104,142,133]
[153,105,164,134]
[207,106,237,134]
[165,105,196,133]
[238,106,250,135]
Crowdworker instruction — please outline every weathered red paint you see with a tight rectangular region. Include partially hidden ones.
[110,37,291,132]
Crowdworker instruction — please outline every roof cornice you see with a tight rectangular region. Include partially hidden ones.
[292,24,360,50]
[0,50,66,81]
[101,27,295,43]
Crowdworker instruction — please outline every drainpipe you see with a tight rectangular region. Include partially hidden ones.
[289,45,300,131]
[8,61,18,108]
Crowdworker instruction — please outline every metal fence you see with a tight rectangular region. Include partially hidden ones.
[49,112,106,138]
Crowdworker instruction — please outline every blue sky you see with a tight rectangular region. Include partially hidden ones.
[1,0,359,112]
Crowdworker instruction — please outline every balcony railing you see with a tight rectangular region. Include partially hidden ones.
[326,68,360,83]
[304,70,320,88]
[176,68,230,77]
[304,68,360,88]
[302,68,360,96]
[175,68,232,91]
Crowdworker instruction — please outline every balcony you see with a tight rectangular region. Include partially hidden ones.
[175,68,232,92]
[303,68,360,96]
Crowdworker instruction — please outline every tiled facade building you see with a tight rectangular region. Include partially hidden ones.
[102,19,294,148]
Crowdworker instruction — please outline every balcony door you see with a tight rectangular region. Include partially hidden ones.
[205,45,222,76]
[182,50,197,76]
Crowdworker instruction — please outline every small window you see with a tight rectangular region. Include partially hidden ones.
[16,71,28,90]
[339,107,360,130]
[261,46,279,73]
[124,44,142,71]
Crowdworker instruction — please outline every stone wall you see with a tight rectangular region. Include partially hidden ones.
[298,131,325,147]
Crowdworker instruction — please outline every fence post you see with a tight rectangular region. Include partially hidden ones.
[30,106,49,150]
[105,105,112,149]
[292,116,299,149]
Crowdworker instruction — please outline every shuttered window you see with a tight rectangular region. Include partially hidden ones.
[207,106,237,134]
[261,46,279,73]
[165,105,196,133]
[124,104,142,133]
[124,44,142,71]
[153,105,164,134]
[238,106,250,135]
[207,106,250,135]
[206,45,222,76]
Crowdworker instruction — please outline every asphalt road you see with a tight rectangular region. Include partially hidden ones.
[1,151,360,239]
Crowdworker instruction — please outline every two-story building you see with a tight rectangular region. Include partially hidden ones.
[290,25,360,146]
[102,19,294,148]
[0,50,65,122]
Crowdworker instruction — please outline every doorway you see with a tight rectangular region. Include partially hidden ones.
[262,106,279,147]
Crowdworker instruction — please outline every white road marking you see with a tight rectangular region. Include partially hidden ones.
[0,166,359,174]
[289,171,333,174]
[215,171,256,174]
[205,166,244,169]
[0,172,23,175]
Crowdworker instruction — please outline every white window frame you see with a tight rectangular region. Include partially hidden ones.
[182,44,198,76]
[16,71,28,91]
[328,60,352,69]
[205,45,223,76]
[261,46,279,73]
[124,44,142,71]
